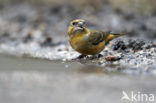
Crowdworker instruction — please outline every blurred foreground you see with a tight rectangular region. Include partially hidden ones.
[0,54,156,103]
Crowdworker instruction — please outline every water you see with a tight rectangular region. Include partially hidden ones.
[0,54,156,103]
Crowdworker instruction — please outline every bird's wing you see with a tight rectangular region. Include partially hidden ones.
[88,30,110,45]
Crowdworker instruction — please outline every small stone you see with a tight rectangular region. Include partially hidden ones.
[105,56,122,61]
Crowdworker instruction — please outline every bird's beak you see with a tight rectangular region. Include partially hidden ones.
[78,22,84,28]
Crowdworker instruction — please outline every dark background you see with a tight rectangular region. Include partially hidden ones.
[0,0,156,44]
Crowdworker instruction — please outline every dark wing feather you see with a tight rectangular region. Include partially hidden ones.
[88,30,110,45]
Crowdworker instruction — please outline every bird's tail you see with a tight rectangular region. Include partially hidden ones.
[105,33,125,45]
[110,33,125,37]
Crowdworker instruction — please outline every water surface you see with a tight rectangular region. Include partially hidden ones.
[0,54,156,103]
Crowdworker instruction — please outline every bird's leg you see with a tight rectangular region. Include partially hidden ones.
[72,54,88,60]
[97,54,103,58]
[91,54,103,59]
[77,54,88,59]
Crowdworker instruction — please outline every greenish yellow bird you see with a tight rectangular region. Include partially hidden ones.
[68,19,124,55]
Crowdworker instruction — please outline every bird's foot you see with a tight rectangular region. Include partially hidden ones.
[77,54,88,59]
[90,54,103,59]
[72,54,103,60]
[72,54,88,60]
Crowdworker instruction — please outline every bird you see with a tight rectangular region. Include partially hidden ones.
[68,19,125,57]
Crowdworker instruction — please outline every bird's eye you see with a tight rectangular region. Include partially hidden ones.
[72,22,77,25]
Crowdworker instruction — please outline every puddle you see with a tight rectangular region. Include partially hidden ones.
[0,54,156,103]
[0,54,122,74]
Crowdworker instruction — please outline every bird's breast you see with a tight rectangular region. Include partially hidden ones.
[69,35,105,55]
[70,35,88,50]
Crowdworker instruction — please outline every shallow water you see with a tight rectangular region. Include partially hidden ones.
[0,54,156,103]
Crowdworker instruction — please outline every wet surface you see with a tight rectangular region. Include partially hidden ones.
[1,37,156,74]
[0,1,156,102]
[0,54,156,103]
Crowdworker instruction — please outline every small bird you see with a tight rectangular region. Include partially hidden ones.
[68,19,124,56]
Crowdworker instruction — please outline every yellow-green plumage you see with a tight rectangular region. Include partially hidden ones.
[68,19,124,55]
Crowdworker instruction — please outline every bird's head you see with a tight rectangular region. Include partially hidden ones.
[68,19,88,37]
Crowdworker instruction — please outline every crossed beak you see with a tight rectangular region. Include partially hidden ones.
[78,22,84,28]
